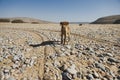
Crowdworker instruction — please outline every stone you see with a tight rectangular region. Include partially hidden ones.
[12,64,19,69]
[105,53,113,57]
[85,47,90,50]
[82,52,87,55]
[13,55,20,61]
[118,66,120,69]
[75,43,81,49]
[65,52,70,56]
[67,64,77,75]
[0,70,4,80]
[89,47,94,52]
[59,53,66,57]
[117,70,120,74]
[117,76,120,79]
[62,72,71,80]
[10,69,15,73]
[70,49,77,55]
[92,71,99,78]
[3,52,9,59]
[107,57,120,63]
[59,64,68,71]
[104,74,113,80]
[0,57,3,62]
[53,37,58,41]
[65,45,71,49]
[53,60,60,67]
[97,54,104,57]
[26,48,32,52]
[4,69,9,73]
[22,64,26,69]
[95,62,106,72]
[60,47,66,52]
[30,58,34,66]
[21,77,27,80]
[102,78,108,80]
[55,69,62,80]
[24,58,30,64]
[7,76,16,80]
[86,74,94,80]
[77,53,82,58]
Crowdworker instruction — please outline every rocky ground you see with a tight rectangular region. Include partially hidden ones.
[0,23,120,80]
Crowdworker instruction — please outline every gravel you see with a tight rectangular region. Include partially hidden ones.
[0,24,120,80]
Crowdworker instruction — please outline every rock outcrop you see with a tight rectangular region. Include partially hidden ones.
[91,15,120,24]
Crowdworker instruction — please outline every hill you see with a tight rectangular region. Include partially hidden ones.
[0,17,54,24]
[91,15,120,24]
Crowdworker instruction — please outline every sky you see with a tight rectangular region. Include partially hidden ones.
[0,0,120,22]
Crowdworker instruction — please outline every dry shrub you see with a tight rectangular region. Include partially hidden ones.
[0,19,10,22]
[79,24,82,26]
[11,19,25,23]
[31,22,39,24]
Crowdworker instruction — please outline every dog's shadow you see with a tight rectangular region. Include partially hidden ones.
[29,41,60,47]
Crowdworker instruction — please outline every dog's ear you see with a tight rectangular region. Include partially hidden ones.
[60,22,69,25]
[60,22,63,26]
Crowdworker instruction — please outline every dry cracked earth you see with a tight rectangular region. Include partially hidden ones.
[0,23,120,80]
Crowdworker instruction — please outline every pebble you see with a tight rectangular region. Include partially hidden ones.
[0,70,4,80]
[53,60,60,67]
[89,47,94,52]
[65,51,70,56]
[24,58,30,64]
[107,57,120,63]
[85,47,90,50]
[13,55,20,61]
[65,45,71,49]
[0,57,3,62]
[60,47,65,52]
[75,43,81,49]
[117,70,120,74]
[7,76,16,80]
[95,62,106,72]
[30,58,34,66]
[92,71,99,78]
[86,74,94,80]
[105,53,113,57]
[67,64,77,75]
[70,49,77,55]
[117,76,120,79]
[62,72,71,80]
[12,64,19,69]
[4,69,10,73]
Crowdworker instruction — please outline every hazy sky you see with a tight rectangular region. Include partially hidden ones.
[0,0,120,22]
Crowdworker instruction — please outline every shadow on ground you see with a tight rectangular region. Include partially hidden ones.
[29,41,60,47]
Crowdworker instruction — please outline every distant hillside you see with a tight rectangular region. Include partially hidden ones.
[0,17,54,24]
[91,15,120,24]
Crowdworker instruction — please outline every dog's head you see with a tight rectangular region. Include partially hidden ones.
[60,21,69,26]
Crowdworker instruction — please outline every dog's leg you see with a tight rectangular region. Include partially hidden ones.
[61,33,63,44]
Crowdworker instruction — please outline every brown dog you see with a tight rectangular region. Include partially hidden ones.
[60,21,70,45]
